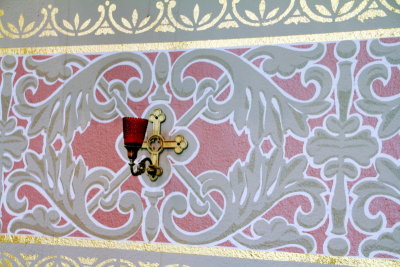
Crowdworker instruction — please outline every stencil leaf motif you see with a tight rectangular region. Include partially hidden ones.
[180,15,193,26]
[266,8,279,19]
[7,23,18,34]
[163,148,326,245]
[339,1,354,15]
[234,218,315,252]
[121,17,132,29]
[352,158,400,233]
[307,127,378,167]
[0,118,28,172]
[15,53,152,143]
[259,0,266,18]
[6,145,143,239]
[139,16,151,28]
[170,47,331,147]
[245,10,259,21]
[132,9,138,26]
[361,226,400,257]
[357,61,400,138]
[316,5,331,16]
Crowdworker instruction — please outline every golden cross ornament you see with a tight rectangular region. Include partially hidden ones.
[141,108,188,181]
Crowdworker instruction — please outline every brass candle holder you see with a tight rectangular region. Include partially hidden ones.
[122,108,188,182]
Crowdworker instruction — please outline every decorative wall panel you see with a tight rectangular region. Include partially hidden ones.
[0,37,399,265]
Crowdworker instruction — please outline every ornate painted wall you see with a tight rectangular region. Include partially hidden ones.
[0,1,399,266]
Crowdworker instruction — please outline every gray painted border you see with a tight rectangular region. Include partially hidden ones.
[0,242,348,267]
[0,0,399,49]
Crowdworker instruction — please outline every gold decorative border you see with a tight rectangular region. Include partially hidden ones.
[0,0,399,41]
[0,28,399,55]
[0,234,398,267]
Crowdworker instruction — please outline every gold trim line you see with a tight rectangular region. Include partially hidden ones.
[0,234,398,267]
[0,28,399,55]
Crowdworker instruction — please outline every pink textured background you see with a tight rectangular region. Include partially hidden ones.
[1,39,399,258]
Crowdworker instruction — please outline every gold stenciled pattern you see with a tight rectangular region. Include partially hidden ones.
[0,0,398,39]
[8,253,159,267]
[0,235,399,267]
[1,252,190,267]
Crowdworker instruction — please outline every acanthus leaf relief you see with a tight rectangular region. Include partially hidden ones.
[0,39,399,259]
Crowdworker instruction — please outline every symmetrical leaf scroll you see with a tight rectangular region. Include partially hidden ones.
[163,148,326,250]
[357,64,400,138]
[15,53,152,143]
[1,39,399,259]
[352,158,400,233]
[6,146,143,239]
[171,47,332,146]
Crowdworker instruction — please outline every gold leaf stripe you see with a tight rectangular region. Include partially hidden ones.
[0,234,398,266]
[0,28,399,55]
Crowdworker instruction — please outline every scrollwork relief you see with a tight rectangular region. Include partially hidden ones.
[350,39,400,257]
[0,38,399,259]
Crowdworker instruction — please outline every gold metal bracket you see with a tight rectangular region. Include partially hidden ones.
[141,108,188,181]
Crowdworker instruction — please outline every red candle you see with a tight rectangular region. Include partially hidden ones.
[122,117,149,145]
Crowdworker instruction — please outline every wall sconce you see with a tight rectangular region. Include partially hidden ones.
[122,108,188,182]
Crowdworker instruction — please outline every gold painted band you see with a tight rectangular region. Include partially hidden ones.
[0,28,399,55]
[0,234,398,267]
